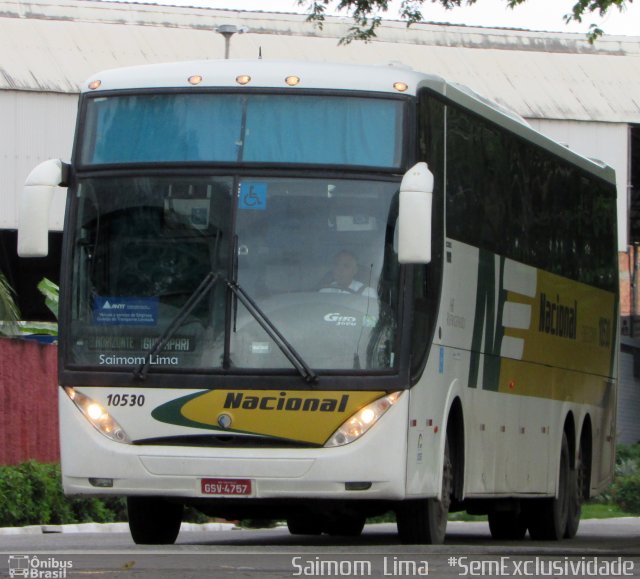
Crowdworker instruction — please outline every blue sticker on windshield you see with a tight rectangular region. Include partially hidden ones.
[239,183,267,210]
[93,297,158,326]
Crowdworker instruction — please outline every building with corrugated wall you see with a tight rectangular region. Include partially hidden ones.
[0,0,639,443]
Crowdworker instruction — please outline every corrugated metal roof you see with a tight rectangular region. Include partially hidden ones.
[80,57,614,183]
[0,0,639,122]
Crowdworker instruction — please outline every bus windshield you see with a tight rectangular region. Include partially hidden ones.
[68,175,401,373]
[80,93,404,169]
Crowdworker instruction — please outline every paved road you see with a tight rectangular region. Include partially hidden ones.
[1,519,639,578]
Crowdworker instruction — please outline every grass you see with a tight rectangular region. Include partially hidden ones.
[581,502,634,519]
[446,501,634,523]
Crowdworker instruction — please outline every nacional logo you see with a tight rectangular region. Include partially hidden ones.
[223,391,350,413]
[538,293,578,340]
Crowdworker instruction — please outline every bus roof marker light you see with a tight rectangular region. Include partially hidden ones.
[88,80,102,90]
[393,82,408,92]
[188,75,203,86]
[236,74,251,85]
[285,75,301,87]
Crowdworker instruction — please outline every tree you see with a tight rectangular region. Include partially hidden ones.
[0,272,20,336]
[297,0,631,43]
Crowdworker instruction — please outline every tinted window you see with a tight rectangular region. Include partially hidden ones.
[445,103,617,291]
[80,93,404,169]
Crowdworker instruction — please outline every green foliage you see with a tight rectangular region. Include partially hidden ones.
[0,271,20,336]
[611,475,640,515]
[581,502,632,519]
[239,519,279,528]
[616,442,640,467]
[17,278,59,337]
[0,462,125,527]
[0,462,219,527]
[608,443,640,515]
[37,278,59,320]
[0,275,59,337]
[298,0,630,44]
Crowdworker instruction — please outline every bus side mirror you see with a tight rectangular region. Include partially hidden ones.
[398,162,434,264]
[18,159,68,257]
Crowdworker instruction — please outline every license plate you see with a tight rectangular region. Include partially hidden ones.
[201,478,252,496]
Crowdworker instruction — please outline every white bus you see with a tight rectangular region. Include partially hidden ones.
[18,60,618,545]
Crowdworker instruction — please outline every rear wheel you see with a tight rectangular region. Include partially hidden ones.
[127,497,183,545]
[565,443,586,538]
[396,437,452,544]
[526,433,570,541]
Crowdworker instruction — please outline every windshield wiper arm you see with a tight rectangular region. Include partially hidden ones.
[134,271,219,380]
[225,279,318,384]
[133,270,317,384]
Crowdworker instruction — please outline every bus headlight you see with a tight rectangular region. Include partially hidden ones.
[325,391,402,447]
[64,387,131,444]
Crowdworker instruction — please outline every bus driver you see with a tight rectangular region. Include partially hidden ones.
[319,250,376,298]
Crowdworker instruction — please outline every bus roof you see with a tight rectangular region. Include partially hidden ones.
[82,59,428,94]
[83,59,615,184]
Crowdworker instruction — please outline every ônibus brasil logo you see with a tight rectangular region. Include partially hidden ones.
[8,555,72,578]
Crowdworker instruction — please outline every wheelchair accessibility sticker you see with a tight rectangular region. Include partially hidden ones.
[239,182,267,210]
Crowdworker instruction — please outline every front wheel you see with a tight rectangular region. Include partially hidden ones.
[127,497,183,545]
[396,438,452,544]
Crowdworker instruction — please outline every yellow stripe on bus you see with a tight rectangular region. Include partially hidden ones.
[499,358,612,407]
[180,389,385,445]
[503,269,615,378]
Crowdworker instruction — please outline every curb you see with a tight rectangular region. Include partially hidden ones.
[0,522,236,535]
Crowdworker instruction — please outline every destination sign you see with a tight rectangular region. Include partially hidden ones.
[85,335,194,352]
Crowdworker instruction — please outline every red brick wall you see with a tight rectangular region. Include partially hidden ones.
[620,249,640,337]
[620,251,632,317]
[0,338,59,465]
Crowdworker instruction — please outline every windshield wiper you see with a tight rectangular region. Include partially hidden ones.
[225,278,318,384]
[134,271,219,380]
[133,271,317,384]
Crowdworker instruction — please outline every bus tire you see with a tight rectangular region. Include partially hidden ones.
[127,496,183,545]
[488,510,527,541]
[526,433,570,541]
[565,443,586,539]
[396,437,452,544]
